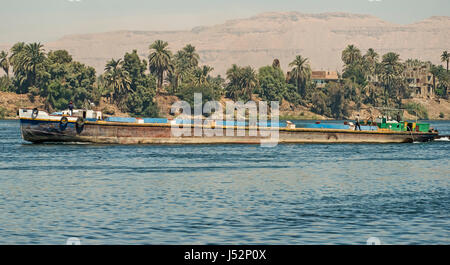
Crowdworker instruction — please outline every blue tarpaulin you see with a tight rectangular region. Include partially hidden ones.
[174,119,192,125]
[257,122,284,127]
[305,124,350,129]
[216,121,247,126]
[105,117,137,123]
[359,125,378,131]
[303,123,378,131]
[106,117,168,123]
[143,118,168,124]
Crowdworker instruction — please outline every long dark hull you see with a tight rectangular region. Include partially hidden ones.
[20,118,438,144]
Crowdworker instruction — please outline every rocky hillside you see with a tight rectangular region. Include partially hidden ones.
[1,12,448,76]
[0,92,44,119]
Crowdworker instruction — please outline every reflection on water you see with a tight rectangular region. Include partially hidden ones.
[0,120,449,244]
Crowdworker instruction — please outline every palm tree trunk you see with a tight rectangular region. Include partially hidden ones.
[32,65,36,87]
[446,60,449,98]
[433,75,436,97]
[158,71,163,93]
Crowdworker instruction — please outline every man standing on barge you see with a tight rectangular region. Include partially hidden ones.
[68,101,74,116]
[355,115,361,131]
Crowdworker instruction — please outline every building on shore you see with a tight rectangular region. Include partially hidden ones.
[403,60,436,99]
[310,61,444,99]
[311,71,339,88]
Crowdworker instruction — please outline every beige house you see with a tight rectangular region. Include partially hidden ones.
[311,71,339,87]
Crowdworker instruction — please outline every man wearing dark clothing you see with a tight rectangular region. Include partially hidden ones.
[68,101,74,116]
[355,116,362,131]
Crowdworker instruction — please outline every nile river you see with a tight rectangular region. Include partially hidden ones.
[0,120,449,244]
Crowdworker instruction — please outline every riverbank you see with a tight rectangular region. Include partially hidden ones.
[2,91,450,121]
[0,91,129,119]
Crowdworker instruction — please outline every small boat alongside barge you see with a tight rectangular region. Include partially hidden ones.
[19,108,439,144]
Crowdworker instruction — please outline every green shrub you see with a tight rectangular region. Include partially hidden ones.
[257,65,287,102]
[0,106,7,119]
[439,112,445,119]
[0,76,13,92]
[102,106,115,115]
[176,84,220,108]
[126,85,159,117]
[403,102,429,119]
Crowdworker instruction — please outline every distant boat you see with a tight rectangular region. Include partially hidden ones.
[18,108,439,144]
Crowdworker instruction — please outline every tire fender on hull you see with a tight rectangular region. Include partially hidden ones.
[76,117,85,134]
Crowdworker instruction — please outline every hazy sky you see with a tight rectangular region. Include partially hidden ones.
[1,0,449,43]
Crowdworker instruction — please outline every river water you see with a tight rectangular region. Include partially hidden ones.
[0,120,448,244]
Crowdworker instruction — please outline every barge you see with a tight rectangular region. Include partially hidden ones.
[19,108,439,144]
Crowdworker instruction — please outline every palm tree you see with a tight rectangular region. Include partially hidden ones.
[364,48,379,80]
[240,66,258,100]
[9,42,25,72]
[148,40,173,92]
[272,58,280,68]
[169,52,185,91]
[226,64,243,101]
[19,43,46,87]
[0,51,9,77]
[440,51,449,97]
[429,65,441,94]
[365,48,379,62]
[165,69,180,94]
[382,52,403,75]
[193,65,214,86]
[288,55,311,97]
[342,45,362,65]
[170,45,199,90]
[380,52,404,102]
[182,44,199,69]
[104,58,131,105]
[441,51,449,72]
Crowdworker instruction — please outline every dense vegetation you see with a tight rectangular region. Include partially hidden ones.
[0,41,449,119]
[0,43,97,111]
